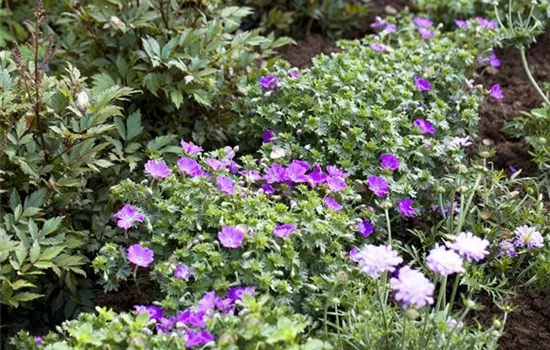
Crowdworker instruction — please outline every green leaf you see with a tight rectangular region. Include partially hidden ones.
[170,90,184,109]
[9,279,36,291]
[42,217,63,236]
[13,292,43,302]
[39,246,66,261]
[29,241,40,263]
[126,111,143,140]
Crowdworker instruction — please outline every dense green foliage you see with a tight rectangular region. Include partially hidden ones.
[1,0,550,349]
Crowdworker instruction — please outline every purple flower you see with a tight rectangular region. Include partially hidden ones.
[157,316,176,333]
[447,318,464,329]
[380,154,400,171]
[113,204,144,230]
[197,291,216,313]
[308,164,328,187]
[216,175,235,195]
[490,84,504,99]
[398,199,417,217]
[174,264,193,280]
[261,183,275,195]
[218,226,245,248]
[426,244,464,276]
[488,51,501,67]
[181,140,203,154]
[514,226,544,249]
[384,23,396,33]
[413,17,433,28]
[288,68,300,79]
[287,160,310,183]
[367,176,389,197]
[353,244,403,279]
[227,286,255,302]
[264,164,288,183]
[476,17,498,29]
[206,158,225,171]
[259,75,280,90]
[327,165,350,178]
[356,220,374,237]
[390,266,434,308]
[127,244,154,268]
[413,118,436,134]
[273,224,297,238]
[262,129,275,143]
[499,241,517,258]
[177,157,206,177]
[454,19,469,28]
[327,176,347,192]
[35,336,43,346]
[134,305,164,321]
[372,17,385,28]
[349,247,360,262]
[418,28,435,39]
[323,196,343,211]
[144,159,171,178]
[214,297,233,311]
[185,330,214,348]
[447,232,489,262]
[240,170,263,182]
[414,76,432,91]
[371,42,388,52]
[176,309,206,328]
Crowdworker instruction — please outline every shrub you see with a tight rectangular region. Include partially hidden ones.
[232,14,500,199]
[11,295,329,349]
[0,5,144,320]
[47,0,292,145]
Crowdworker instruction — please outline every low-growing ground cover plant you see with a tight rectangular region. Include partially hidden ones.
[232,14,502,201]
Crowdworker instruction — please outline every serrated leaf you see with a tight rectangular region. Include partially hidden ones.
[170,90,184,109]
[41,217,63,236]
[39,246,65,261]
[126,111,143,140]
[29,241,40,263]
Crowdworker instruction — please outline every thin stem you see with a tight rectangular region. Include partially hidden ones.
[384,208,392,246]
[376,279,389,349]
[436,275,448,311]
[400,315,407,350]
[519,46,550,105]
[456,174,482,234]
[448,276,461,314]
[133,265,141,295]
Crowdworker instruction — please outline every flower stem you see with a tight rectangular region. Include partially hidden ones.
[377,278,389,349]
[448,276,461,315]
[519,46,550,106]
[384,208,392,246]
[436,275,447,311]
[133,265,141,295]
[400,315,408,350]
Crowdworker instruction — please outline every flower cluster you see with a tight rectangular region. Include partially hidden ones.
[133,288,255,347]
[498,226,544,257]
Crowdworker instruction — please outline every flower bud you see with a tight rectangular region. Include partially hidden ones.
[457,185,469,194]
[405,308,420,320]
[331,297,340,304]
[76,90,89,112]
[336,271,348,282]
[539,137,547,144]
[110,16,126,32]
[492,319,502,328]
[379,200,393,210]
[435,186,446,193]
[465,299,476,309]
